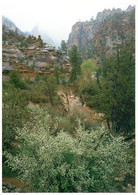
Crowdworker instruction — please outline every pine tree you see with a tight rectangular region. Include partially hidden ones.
[97,37,135,134]
[61,40,67,52]
[69,45,82,82]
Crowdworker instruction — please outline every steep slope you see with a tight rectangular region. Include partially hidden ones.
[67,5,135,54]
[2,16,24,35]
[87,9,135,61]
[2,16,56,46]
[68,21,99,51]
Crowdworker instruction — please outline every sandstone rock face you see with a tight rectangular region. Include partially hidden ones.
[68,21,97,50]
[92,9,135,59]
[2,44,24,73]
[67,6,135,53]
[3,45,24,58]
[2,31,71,80]
[2,18,71,79]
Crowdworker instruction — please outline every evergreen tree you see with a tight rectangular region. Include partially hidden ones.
[96,38,135,134]
[3,84,28,150]
[78,37,135,134]
[42,74,57,106]
[9,70,26,89]
[61,40,67,52]
[26,35,33,43]
[69,45,82,82]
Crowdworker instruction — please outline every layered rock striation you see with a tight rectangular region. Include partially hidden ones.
[2,30,71,80]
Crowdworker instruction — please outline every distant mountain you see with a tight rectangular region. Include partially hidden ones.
[67,5,135,53]
[23,31,30,36]
[2,16,24,35]
[2,16,56,47]
[31,26,56,47]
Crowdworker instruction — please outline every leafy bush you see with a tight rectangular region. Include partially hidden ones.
[3,84,29,150]
[5,105,131,192]
[2,83,29,177]
[81,59,96,78]
[41,75,58,106]
[77,77,99,107]
[25,86,48,104]
[9,70,26,89]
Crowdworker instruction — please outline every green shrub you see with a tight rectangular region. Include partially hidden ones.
[81,59,96,78]
[2,84,29,150]
[2,83,29,177]
[25,87,48,104]
[9,70,26,89]
[5,105,131,192]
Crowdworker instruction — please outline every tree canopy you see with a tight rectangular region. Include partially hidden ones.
[61,40,67,52]
[69,45,82,82]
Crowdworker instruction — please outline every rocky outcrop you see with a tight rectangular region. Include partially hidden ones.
[58,89,104,122]
[2,45,24,74]
[91,9,135,60]
[67,5,135,52]
[3,45,24,58]
[68,21,99,51]
[95,8,122,23]
[2,31,71,80]
[58,90,82,112]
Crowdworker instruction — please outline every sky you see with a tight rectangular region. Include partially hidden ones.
[1,0,137,46]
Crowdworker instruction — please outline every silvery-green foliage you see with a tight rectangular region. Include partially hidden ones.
[5,105,130,192]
